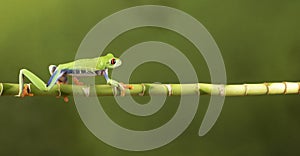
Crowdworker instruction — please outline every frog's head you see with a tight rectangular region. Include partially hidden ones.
[104,53,122,69]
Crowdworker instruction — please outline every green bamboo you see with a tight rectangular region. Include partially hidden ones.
[0,82,299,97]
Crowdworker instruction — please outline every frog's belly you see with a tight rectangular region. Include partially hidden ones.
[64,69,102,77]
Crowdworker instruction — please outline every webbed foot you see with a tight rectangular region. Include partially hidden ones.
[56,82,69,103]
[72,77,91,97]
[108,79,133,96]
[73,77,84,85]
[18,84,34,97]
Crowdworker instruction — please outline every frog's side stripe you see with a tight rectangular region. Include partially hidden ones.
[46,71,66,87]
[46,69,107,87]
[65,69,98,76]
[64,69,106,77]
[46,70,58,87]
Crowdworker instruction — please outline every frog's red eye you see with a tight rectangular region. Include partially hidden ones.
[111,58,116,65]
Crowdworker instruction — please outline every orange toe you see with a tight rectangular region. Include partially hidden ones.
[21,84,34,97]
[63,96,69,103]
[73,78,84,85]
[128,85,133,90]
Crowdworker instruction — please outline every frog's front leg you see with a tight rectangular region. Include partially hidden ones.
[102,69,127,96]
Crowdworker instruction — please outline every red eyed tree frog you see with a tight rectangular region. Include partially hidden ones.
[16,53,131,102]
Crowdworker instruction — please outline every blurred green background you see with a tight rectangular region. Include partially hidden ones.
[1,0,300,155]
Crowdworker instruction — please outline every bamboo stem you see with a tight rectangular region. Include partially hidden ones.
[0,82,299,97]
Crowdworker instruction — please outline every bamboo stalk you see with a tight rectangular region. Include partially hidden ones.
[0,82,299,97]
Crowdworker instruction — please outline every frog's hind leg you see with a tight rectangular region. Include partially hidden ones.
[55,73,69,102]
[72,76,91,97]
[16,69,48,97]
[49,65,57,75]
[48,66,69,102]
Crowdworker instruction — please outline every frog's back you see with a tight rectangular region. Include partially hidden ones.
[58,57,101,69]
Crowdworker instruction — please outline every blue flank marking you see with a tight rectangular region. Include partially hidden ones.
[64,69,103,76]
[46,70,58,87]
[64,69,74,74]
[46,69,105,87]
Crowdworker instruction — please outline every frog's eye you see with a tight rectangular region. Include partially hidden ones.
[110,58,116,65]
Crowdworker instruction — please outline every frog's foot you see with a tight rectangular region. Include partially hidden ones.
[55,95,69,103]
[21,84,34,97]
[114,82,133,96]
[56,82,69,103]
[122,83,133,90]
[72,77,91,97]
[63,96,69,102]
[73,77,84,85]
[55,95,69,102]
[108,79,133,96]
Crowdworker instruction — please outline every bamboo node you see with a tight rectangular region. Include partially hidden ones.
[196,83,200,96]
[139,83,146,96]
[283,82,287,95]
[264,82,269,95]
[244,84,248,96]
[165,84,172,96]
[218,85,225,96]
[0,83,3,96]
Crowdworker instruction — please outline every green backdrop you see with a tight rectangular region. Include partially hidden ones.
[0,0,300,155]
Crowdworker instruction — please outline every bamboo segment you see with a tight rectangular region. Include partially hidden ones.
[0,83,3,96]
[0,82,299,97]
